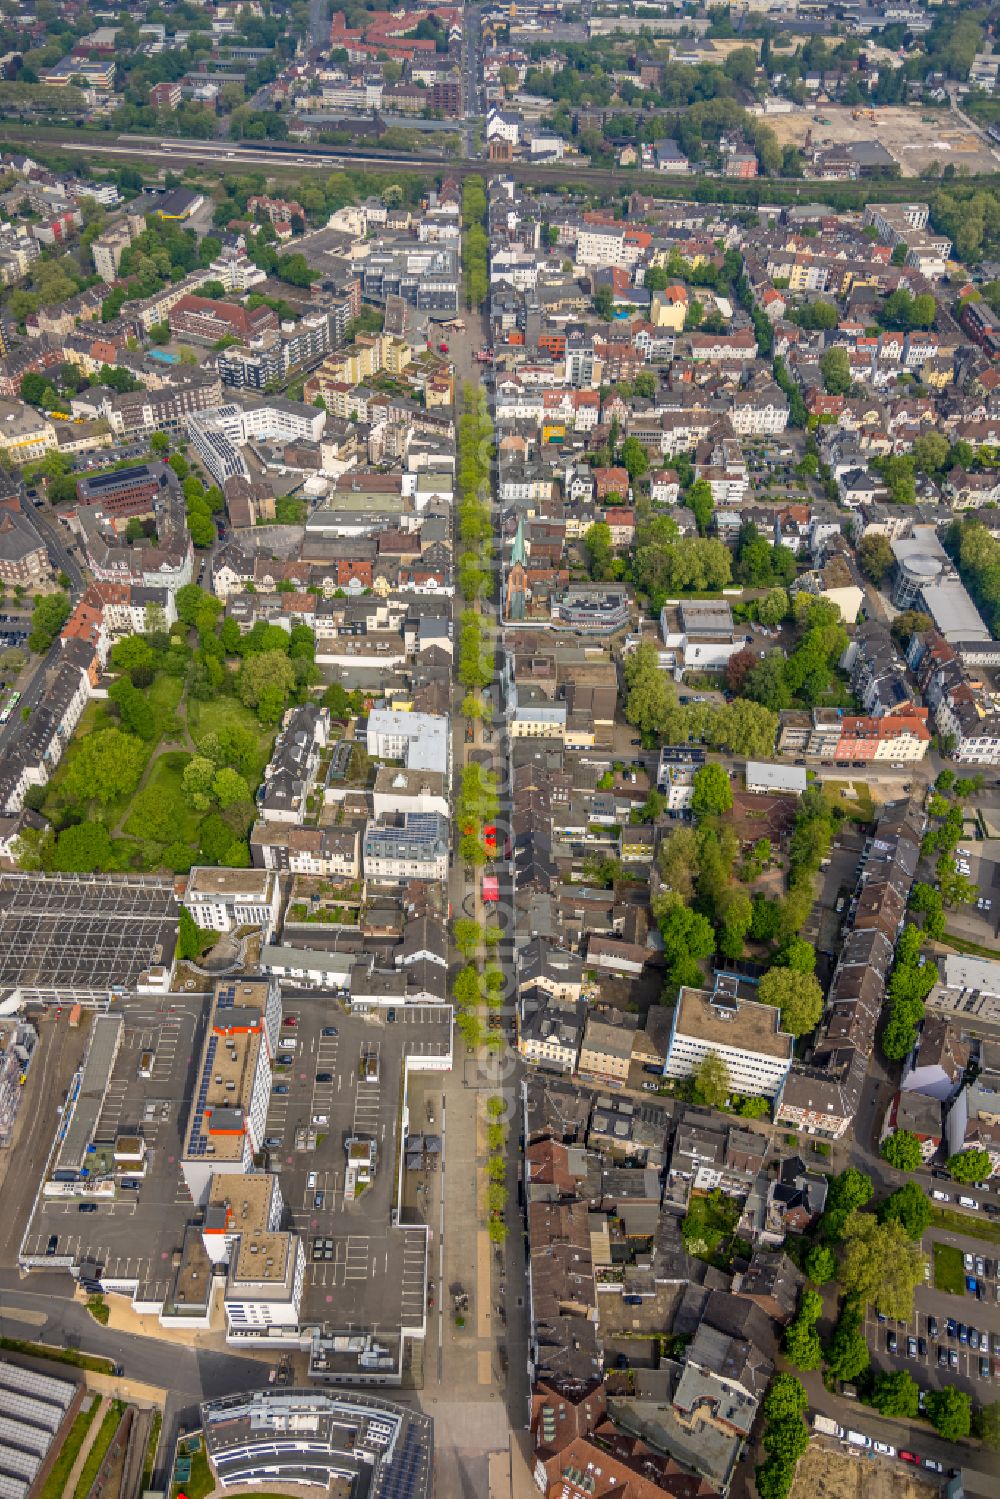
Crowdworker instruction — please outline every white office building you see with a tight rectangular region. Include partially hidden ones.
[664,980,794,1099]
[184,868,281,941]
[224,1231,306,1337]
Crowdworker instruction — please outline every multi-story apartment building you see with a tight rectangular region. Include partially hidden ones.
[0,401,54,461]
[223,1231,306,1340]
[217,312,333,391]
[359,243,459,311]
[91,221,133,283]
[372,767,449,820]
[362,813,448,883]
[250,824,361,877]
[0,509,52,590]
[187,399,326,486]
[96,372,224,438]
[365,709,449,776]
[776,800,923,1139]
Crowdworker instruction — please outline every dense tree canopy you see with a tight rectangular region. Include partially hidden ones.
[757,966,824,1037]
[838,1211,927,1318]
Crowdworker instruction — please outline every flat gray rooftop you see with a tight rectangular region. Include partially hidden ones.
[57,1014,124,1173]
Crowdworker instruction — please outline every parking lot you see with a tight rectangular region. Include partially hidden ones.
[21,995,208,1302]
[939,839,1000,944]
[19,990,451,1347]
[0,620,27,649]
[263,997,450,1334]
[864,1242,1000,1396]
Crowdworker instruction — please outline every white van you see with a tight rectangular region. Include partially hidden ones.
[958,1195,979,1210]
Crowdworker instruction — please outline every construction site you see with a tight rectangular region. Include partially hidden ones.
[791,1445,939,1499]
[760,104,1000,178]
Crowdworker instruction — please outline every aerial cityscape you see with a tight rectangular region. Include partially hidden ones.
[2,5,1000,1499]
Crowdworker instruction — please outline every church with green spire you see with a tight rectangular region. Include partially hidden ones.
[505,513,527,620]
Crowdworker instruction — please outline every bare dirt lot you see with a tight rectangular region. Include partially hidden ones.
[791,1446,937,1499]
[762,105,1000,177]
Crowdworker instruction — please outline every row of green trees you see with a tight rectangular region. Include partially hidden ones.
[455,761,500,870]
[947,517,1000,636]
[881,1127,993,1184]
[484,1097,508,1243]
[453,962,504,1052]
[457,383,493,602]
[458,609,493,694]
[773,1167,991,1446]
[623,640,778,758]
[755,1376,809,1499]
[462,176,488,309]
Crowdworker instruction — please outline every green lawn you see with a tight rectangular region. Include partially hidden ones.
[40,677,277,875]
[141,1412,162,1493]
[147,672,185,727]
[681,1189,741,1264]
[823,780,876,823]
[171,1444,213,1499]
[0,1337,113,1374]
[930,1205,1000,1245]
[73,1401,124,1499]
[39,1398,99,1499]
[187,696,274,779]
[85,1295,109,1325]
[941,931,1000,961]
[933,1241,965,1295]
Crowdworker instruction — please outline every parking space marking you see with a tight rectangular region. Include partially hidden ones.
[345,1235,370,1281]
[97,1079,128,1137]
[866,1297,1000,1385]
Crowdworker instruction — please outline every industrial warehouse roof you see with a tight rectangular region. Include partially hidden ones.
[921,581,992,644]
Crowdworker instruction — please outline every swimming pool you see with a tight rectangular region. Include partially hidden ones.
[148,349,179,364]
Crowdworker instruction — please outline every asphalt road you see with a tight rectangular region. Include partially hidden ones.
[31,505,84,593]
[0,636,60,753]
[308,0,329,50]
[463,4,482,155]
[0,1273,273,1485]
[799,1353,1000,1496]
